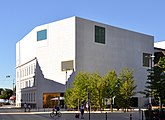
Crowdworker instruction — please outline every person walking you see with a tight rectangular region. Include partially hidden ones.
[80,104,84,119]
[24,103,27,112]
[28,104,31,112]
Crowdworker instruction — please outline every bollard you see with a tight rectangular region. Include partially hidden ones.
[105,112,107,120]
[139,109,141,120]
[130,114,132,120]
[142,110,143,120]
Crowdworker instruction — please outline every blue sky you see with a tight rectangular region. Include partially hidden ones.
[0,0,164,89]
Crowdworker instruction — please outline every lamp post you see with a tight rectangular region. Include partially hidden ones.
[105,99,108,120]
[148,55,154,106]
[86,87,90,120]
[12,79,15,95]
[6,75,15,94]
[64,68,71,90]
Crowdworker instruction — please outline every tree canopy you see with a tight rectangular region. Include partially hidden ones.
[65,68,136,110]
[115,68,136,110]
[144,56,165,109]
[102,70,118,111]
[0,88,13,99]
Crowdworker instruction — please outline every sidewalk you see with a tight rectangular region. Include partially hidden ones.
[0,105,143,120]
[0,105,142,114]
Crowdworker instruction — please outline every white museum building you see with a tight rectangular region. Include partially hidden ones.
[16,16,154,108]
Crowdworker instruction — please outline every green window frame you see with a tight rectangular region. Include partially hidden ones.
[37,29,47,41]
[95,26,105,44]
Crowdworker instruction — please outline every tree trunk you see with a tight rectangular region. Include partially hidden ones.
[110,98,113,112]
[98,90,102,111]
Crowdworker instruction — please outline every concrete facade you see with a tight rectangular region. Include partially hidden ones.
[16,16,154,108]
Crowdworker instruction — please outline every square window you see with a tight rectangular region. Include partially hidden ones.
[143,53,152,67]
[37,29,47,41]
[95,26,105,44]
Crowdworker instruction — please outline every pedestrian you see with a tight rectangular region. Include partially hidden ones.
[80,104,84,119]
[86,102,89,112]
[28,104,31,112]
[24,103,27,112]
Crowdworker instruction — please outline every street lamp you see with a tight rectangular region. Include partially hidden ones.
[86,87,90,120]
[148,55,155,106]
[6,75,15,95]
[63,68,73,90]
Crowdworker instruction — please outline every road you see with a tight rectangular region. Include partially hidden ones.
[0,106,143,120]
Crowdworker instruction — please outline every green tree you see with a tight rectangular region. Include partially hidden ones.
[64,85,78,109]
[0,88,3,95]
[144,57,165,110]
[65,71,104,110]
[73,72,90,104]
[0,89,13,99]
[158,57,165,68]
[65,68,136,111]
[102,70,118,111]
[115,68,136,110]
[157,57,165,109]
[65,72,90,109]
[90,72,103,110]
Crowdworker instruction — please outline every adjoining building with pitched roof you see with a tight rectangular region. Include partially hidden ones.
[154,41,165,64]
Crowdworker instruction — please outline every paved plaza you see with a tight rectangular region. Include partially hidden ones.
[0,105,145,120]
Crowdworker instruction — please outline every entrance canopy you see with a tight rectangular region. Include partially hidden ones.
[50,97,64,101]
